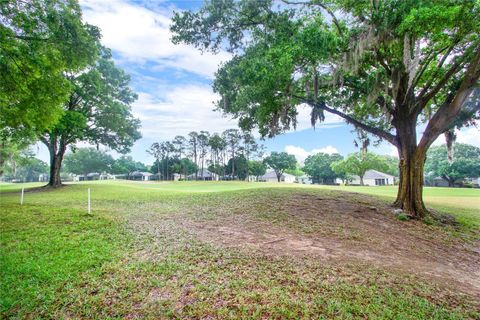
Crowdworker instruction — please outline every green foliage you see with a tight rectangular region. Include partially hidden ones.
[63,148,114,176]
[44,48,141,152]
[1,147,48,182]
[284,166,305,178]
[378,155,400,177]
[111,156,147,175]
[303,153,343,184]
[0,138,29,176]
[171,0,480,139]
[331,153,389,185]
[263,152,297,181]
[41,45,141,186]
[248,160,267,178]
[227,155,249,180]
[425,143,480,186]
[171,0,480,215]
[151,157,197,179]
[0,0,100,138]
[396,213,410,221]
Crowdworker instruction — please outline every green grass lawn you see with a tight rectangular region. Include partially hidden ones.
[1,181,479,318]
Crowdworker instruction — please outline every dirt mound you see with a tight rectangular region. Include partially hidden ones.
[177,192,480,298]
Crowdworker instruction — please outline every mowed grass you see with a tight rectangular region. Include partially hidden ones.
[3,180,479,227]
[1,181,479,318]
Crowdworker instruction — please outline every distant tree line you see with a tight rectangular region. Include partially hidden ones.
[7,143,477,188]
[147,129,267,180]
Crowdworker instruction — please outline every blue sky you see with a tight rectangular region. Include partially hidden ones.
[34,0,479,164]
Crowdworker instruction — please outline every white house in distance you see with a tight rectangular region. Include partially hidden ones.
[297,175,313,184]
[346,169,395,186]
[260,170,296,183]
[129,171,153,181]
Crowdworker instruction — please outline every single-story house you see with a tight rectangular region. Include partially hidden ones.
[187,169,217,181]
[129,171,153,181]
[297,175,312,184]
[75,172,100,181]
[259,171,296,183]
[427,176,480,188]
[348,170,395,186]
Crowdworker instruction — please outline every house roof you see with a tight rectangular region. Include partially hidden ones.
[298,175,311,179]
[188,169,213,178]
[130,171,152,176]
[260,171,295,179]
[353,169,395,180]
[87,172,100,177]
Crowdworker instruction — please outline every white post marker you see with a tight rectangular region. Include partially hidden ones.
[88,188,91,214]
[20,187,24,205]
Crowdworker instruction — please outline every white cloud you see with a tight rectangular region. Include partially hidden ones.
[80,0,231,78]
[285,145,339,163]
[431,126,480,148]
[132,84,237,139]
[456,127,480,147]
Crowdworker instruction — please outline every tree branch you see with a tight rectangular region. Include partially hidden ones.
[413,59,464,116]
[418,56,463,104]
[294,95,398,146]
[281,0,343,36]
[418,47,480,150]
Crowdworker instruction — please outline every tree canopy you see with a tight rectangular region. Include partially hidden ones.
[263,152,297,182]
[425,143,480,187]
[0,0,99,139]
[303,152,343,184]
[112,156,147,175]
[63,148,114,176]
[331,152,389,185]
[171,0,480,217]
[41,47,141,187]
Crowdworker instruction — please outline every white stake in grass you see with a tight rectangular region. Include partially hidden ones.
[88,188,91,214]
[20,187,24,205]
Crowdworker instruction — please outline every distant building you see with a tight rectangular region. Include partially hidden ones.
[259,171,296,183]
[75,172,100,181]
[187,169,217,181]
[348,170,395,186]
[297,175,312,184]
[129,171,153,181]
[427,176,480,188]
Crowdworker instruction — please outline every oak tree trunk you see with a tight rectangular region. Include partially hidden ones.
[48,148,66,187]
[393,118,428,218]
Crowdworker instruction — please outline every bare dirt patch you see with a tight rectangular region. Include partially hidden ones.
[165,192,480,299]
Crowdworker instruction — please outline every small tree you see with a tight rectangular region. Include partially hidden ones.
[303,153,343,184]
[425,143,480,187]
[248,160,266,181]
[331,153,388,186]
[263,152,296,182]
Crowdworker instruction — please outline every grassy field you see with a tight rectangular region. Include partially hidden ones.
[1,181,479,318]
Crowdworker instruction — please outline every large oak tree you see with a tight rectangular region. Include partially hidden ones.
[171,0,480,218]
